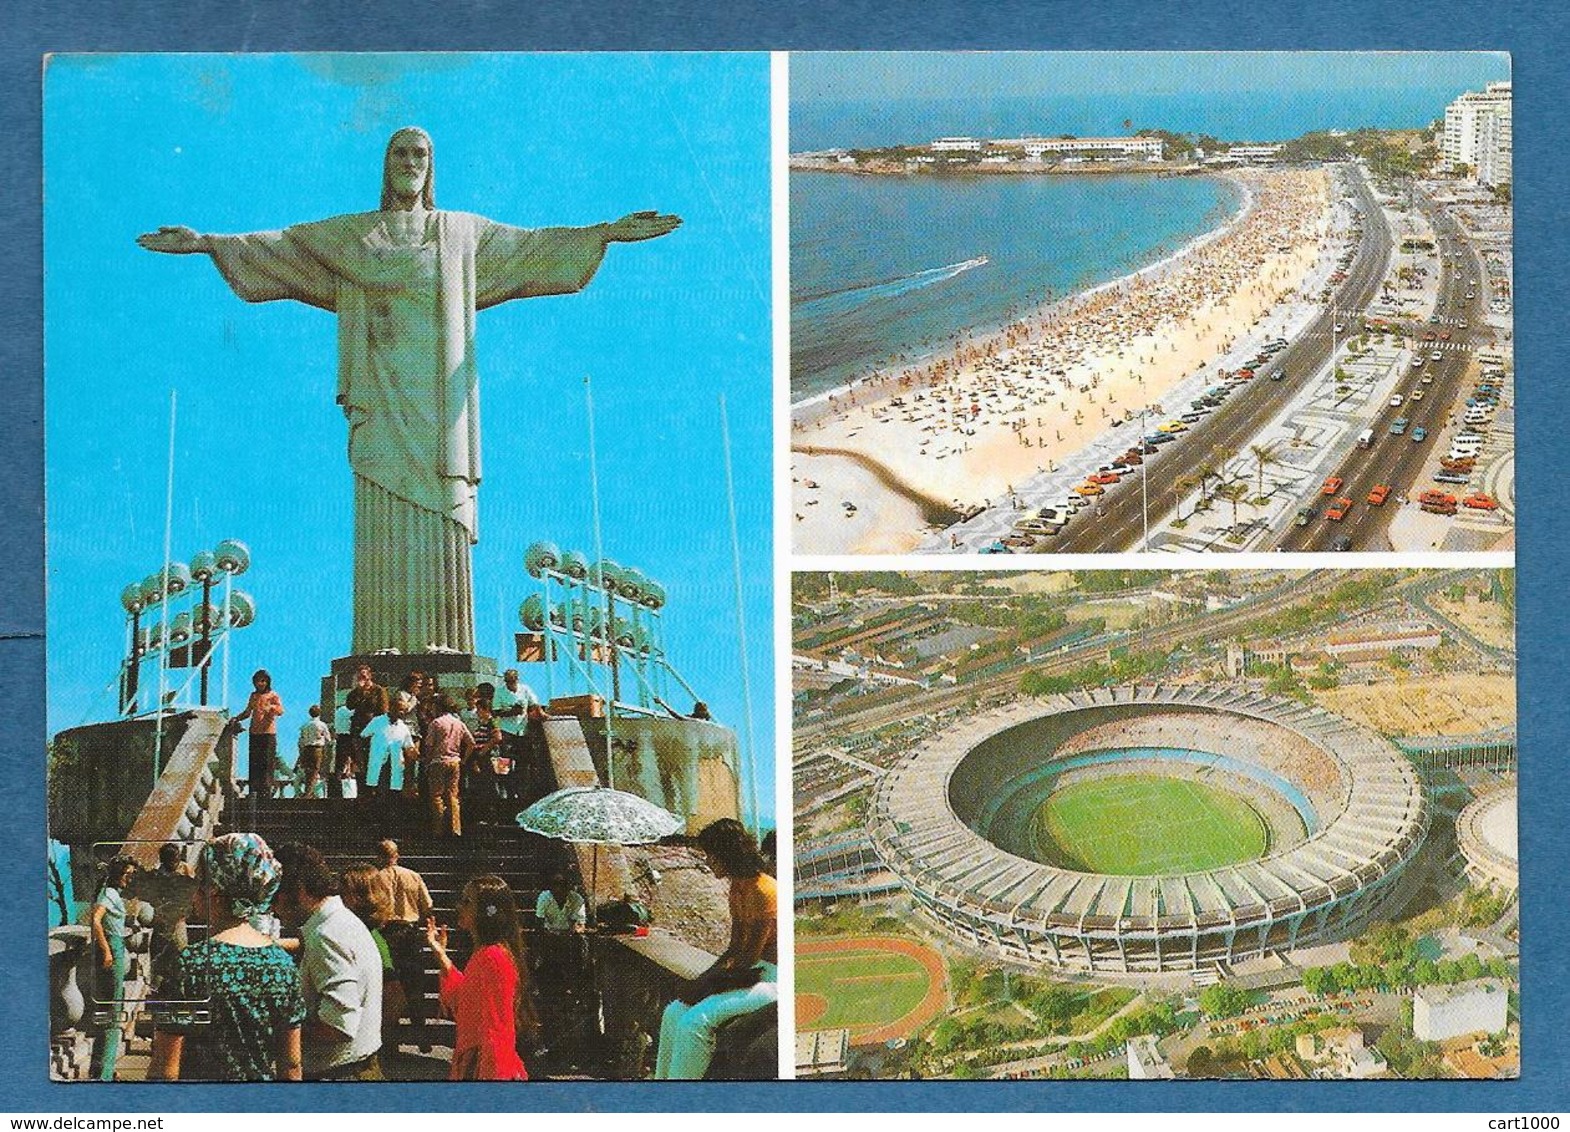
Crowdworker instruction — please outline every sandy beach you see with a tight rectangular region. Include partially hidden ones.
[791,168,1332,554]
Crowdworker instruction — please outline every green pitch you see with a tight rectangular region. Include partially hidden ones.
[1032,774,1268,875]
[796,948,933,1031]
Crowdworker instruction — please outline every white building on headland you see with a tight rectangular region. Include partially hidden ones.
[1020,136,1164,162]
[930,137,983,152]
[1413,979,1510,1042]
[1443,82,1512,186]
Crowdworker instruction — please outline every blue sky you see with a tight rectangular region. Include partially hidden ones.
[793,50,1510,101]
[44,53,774,822]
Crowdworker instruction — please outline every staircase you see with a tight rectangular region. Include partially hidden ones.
[216,795,575,1063]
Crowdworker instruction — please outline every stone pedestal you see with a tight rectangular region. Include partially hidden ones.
[319,652,499,717]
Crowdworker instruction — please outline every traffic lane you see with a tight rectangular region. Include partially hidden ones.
[1278,197,1481,549]
[1284,327,1482,549]
[1281,343,1473,550]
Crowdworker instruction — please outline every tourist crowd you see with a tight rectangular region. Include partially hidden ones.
[90,818,775,1083]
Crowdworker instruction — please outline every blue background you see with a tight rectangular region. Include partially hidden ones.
[6,0,1569,1116]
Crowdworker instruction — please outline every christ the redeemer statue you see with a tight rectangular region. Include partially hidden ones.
[139,127,679,656]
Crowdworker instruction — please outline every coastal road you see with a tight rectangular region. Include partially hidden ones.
[1274,184,1490,551]
[1046,163,1391,554]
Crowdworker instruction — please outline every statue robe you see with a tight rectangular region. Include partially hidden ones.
[207,210,608,654]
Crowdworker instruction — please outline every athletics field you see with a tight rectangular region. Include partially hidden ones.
[1032,774,1268,875]
[796,936,948,1044]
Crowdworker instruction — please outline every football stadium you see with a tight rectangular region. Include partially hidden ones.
[871,686,1430,973]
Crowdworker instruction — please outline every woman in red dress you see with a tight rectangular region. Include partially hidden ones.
[425,874,536,1080]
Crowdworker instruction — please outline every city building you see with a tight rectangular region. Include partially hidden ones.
[1413,979,1510,1042]
[796,1029,852,1078]
[1020,136,1164,162]
[1443,82,1512,186]
[1127,1034,1175,1079]
[1295,1027,1387,1079]
[1323,622,1443,662]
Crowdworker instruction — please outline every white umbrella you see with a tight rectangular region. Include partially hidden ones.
[516,785,683,844]
[516,786,683,925]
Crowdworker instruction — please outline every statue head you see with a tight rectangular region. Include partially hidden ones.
[381,126,434,210]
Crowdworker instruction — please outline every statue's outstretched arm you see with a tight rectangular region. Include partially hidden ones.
[601,211,682,243]
[136,226,214,255]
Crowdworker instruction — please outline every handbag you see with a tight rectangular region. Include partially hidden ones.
[340,774,358,800]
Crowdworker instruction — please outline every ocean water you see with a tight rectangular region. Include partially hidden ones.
[790,83,1474,402]
[791,171,1241,401]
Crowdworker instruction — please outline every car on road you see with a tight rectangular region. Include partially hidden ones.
[1389,393,1404,407]
[1389,418,1410,435]
[1431,350,1443,361]
[1295,505,1318,526]
[1463,493,1500,511]
[1367,484,1391,506]
[1321,476,1344,496]
[1412,426,1428,442]
[1410,390,1425,401]
[1327,496,1354,521]
[1421,373,1434,384]
[1331,535,1354,552]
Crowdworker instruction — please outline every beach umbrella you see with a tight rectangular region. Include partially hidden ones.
[516,785,682,845]
[516,785,683,924]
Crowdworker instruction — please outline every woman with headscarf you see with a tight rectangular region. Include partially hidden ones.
[150,833,306,1081]
[88,855,138,1081]
[424,874,536,1080]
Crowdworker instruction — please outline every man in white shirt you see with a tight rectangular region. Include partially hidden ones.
[274,842,383,1080]
[296,706,332,799]
[536,872,587,933]
[492,669,540,803]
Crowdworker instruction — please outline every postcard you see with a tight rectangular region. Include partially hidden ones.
[44,52,778,1084]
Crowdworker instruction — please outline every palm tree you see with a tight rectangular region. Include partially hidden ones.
[1194,456,1222,510]
[1249,442,1282,500]
[1215,477,1250,530]
[1173,473,1201,521]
